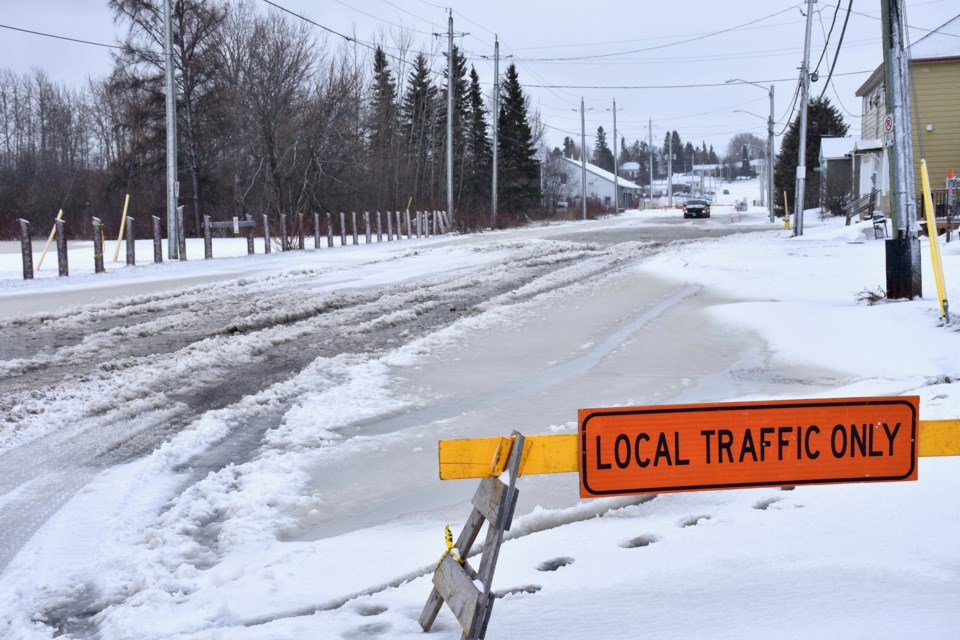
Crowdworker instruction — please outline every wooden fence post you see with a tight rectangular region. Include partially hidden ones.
[280,213,288,251]
[387,209,394,241]
[176,206,187,261]
[297,212,305,250]
[18,219,33,280]
[92,217,105,274]
[404,210,412,239]
[364,211,371,244]
[203,215,213,259]
[152,216,163,263]
[313,212,321,249]
[246,214,255,255]
[55,218,68,277]
[125,217,136,266]
[351,211,359,245]
[339,212,347,247]
[326,212,334,248]
[376,211,383,242]
[263,214,272,254]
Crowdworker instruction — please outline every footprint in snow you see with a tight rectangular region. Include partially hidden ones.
[753,497,783,511]
[621,534,660,548]
[537,557,575,572]
[680,515,711,528]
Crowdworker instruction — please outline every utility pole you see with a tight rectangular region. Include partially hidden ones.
[881,0,921,297]
[767,84,775,223]
[794,0,815,236]
[612,99,619,213]
[580,97,587,220]
[491,36,499,228]
[667,131,673,208]
[163,0,178,258]
[648,118,654,207]
[446,11,454,228]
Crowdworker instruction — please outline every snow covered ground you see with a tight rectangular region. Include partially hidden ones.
[1,179,959,639]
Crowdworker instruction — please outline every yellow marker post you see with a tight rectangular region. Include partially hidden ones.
[36,209,64,271]
[783,191,791,230]
[112,193,132,262]
[437,421,960,480]
[920,160,949,320]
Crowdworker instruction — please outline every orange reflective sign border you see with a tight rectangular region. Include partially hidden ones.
[580,397,919,497]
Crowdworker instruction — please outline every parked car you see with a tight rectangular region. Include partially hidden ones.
[682,198,711,219]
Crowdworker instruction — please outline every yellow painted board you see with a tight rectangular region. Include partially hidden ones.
[438,421,960,480]
[438,434,578,480]
[918,420,960,457]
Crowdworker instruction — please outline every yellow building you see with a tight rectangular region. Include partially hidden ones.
[855,15,960,215]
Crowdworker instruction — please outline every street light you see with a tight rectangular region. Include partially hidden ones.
[727,79,775,223]
[733,109,768,210]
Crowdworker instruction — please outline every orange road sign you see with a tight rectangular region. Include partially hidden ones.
[580,397,919,497]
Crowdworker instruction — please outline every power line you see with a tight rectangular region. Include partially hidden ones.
[523,70,872,91]
[0,22,121,49]
[813,0,842,75]
[506,5,803,62]
[332,0,435,35]
[819,0,853,100]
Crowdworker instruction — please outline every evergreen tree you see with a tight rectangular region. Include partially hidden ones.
[367,46,399,207]
[562,136,578,159]
[497,64,540,214]
[708,145,719,164]
[401,53,439,204]
[592,126,614,172]
[368,46,397,150]
[662,131,683,173]
[464,65,491,222]
[774,97,848,215]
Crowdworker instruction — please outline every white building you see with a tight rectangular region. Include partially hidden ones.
[557,157,642,210]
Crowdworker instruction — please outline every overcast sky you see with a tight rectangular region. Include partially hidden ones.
[1,0,957,156]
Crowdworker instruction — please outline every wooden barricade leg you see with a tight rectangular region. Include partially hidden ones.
[420,433,525,639]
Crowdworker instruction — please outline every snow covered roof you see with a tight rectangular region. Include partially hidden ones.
[911,14,960,60]
[620,161,640,171]
[854,139,883,152]
[560,157,642,190]
[820,137,857,160]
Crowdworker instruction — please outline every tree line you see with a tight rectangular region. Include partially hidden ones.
[0,0,543,240]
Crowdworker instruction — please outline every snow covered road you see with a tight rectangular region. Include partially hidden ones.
[4,205,956,639]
